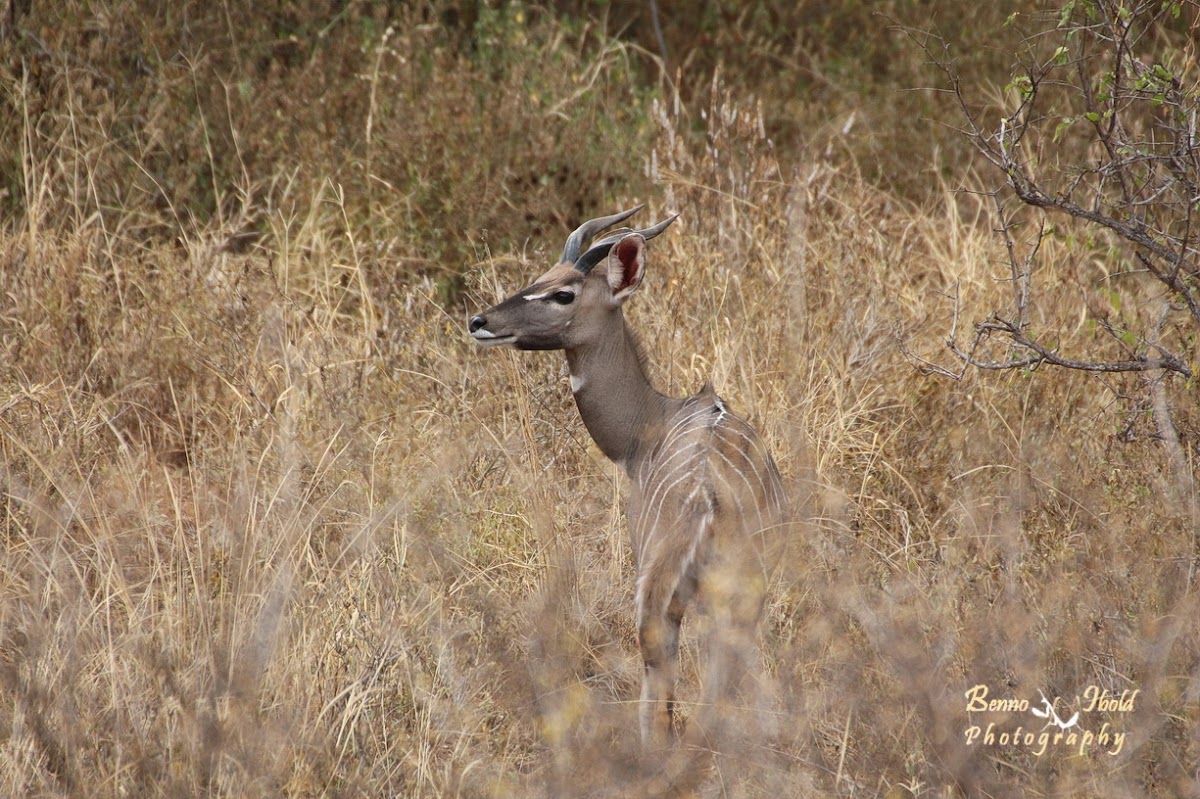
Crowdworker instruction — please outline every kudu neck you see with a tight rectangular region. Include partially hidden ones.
[564,311,676,472]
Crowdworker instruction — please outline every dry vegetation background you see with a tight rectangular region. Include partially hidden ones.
[1,1,1198,797]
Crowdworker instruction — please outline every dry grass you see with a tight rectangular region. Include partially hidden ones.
[2,2,1198,797]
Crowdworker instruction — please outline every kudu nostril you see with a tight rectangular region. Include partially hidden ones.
[468,315,487,333]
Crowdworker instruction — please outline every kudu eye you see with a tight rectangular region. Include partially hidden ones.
[549,291,576,305]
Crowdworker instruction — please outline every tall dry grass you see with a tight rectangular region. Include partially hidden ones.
[2,2,1198,797]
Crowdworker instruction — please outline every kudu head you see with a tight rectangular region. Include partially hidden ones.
[468,206,678,351]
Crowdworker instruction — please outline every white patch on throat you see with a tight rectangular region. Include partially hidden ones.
[569,374,585,393]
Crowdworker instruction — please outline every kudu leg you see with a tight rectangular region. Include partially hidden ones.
[692,563,768,744]
[637,590,688,750]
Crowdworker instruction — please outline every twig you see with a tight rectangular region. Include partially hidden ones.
[968,315,1193,377]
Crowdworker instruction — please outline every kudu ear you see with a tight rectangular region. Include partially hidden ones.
[605,234,646,305]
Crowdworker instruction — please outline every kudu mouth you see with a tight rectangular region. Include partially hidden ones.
[470,330,514,347]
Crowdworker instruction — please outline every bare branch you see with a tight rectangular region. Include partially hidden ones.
[972,315,1193,377]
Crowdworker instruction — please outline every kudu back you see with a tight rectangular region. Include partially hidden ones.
[469,206,786,750]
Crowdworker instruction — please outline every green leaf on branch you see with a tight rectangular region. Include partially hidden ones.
[1006,74,1034,101]
[1058,0,1076,27]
